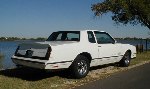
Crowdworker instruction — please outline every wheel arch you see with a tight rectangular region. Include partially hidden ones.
[125,49,132,57]
[120,49,132,61]
[79,52,92,63]
[72,52,92,64]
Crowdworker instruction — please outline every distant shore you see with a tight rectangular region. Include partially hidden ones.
[0,37,47,41]
[0,37,149,41]
[115,37,150,41]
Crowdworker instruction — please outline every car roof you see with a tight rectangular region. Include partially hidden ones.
[54,30,106,32]
[55,30,107,33]
[81,30,106,32]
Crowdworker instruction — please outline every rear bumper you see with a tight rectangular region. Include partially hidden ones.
[11,56,73,69]
[12,56,46,69]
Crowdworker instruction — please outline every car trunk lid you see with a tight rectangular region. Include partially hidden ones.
[15,43,51,60]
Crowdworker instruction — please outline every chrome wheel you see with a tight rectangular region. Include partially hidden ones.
[120,51,131,67]
[70,55,90,78]
[77,60,87,75]
[124,53,130,65]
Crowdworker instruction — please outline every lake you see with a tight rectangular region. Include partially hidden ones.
[0,40,150,69]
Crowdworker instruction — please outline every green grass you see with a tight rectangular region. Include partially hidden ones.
[130,51,150,65]
[0,51,149,89]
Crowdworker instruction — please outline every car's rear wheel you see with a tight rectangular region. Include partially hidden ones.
[70,55,90,79]
[120,51,131,67]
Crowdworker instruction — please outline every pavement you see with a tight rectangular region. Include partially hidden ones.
[73,63,150,89]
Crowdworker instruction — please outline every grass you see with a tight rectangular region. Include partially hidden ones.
[130,51,150,65]
[0,51,150,89]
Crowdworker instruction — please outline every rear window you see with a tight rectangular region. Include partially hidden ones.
[47,31,80,41]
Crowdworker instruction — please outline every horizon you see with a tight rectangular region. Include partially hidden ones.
[0,35,149,40]
[0,0,150,38]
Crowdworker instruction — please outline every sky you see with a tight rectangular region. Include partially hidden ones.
[0,0,149,38]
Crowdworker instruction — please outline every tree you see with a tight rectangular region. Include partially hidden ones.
[91,0,150,29]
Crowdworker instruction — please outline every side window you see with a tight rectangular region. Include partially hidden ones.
[57,33,63,40]
[87,31,96,43]
[94,31,115,44]
[67,33,80,41]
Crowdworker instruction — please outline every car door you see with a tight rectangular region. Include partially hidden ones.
[94,31,121,65]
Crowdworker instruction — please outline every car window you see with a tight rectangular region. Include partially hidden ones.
[57,33,63,40]
[94,31,115,44]
[47,31,80,41]
[67,33,80,41]
[87,31,96,43]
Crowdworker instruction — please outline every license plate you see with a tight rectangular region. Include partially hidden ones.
[25,50,33,58]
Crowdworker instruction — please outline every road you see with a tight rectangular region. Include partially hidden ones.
[74,63,150,89]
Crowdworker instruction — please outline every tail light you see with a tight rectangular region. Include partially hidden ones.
[45,47,52,60]
[15,46,20,56]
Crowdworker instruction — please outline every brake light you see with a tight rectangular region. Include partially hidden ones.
[45,47,52,59]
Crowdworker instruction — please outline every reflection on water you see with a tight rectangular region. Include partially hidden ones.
[0,40,149,69]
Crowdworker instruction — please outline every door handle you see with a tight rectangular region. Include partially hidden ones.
[98,46,101,47]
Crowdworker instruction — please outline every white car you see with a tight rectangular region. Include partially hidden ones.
[12,30,136,78]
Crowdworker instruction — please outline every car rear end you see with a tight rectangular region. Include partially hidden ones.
[11,43,52,69]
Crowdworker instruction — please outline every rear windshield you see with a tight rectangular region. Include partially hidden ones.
[47,31,80,41]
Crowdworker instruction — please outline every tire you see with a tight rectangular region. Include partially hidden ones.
[70,55,90,79]
[120,51,131,67]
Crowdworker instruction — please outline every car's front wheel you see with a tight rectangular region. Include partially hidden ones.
[70,55,90,79]
[120,51,131,67]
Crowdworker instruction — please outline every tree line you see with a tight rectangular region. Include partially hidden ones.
[0,37,46,41]
[0,36,149,41]
[115,37,150,40]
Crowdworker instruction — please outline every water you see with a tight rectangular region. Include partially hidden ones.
[116,39,150,50]
[0,41,19,69]
[0,40,150,69]
[0,41,37,69]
